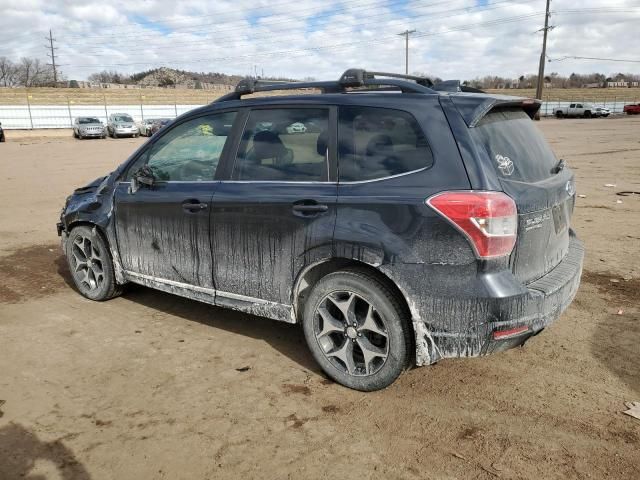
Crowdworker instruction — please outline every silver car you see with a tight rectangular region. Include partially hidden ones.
[73,117,106,139]
[139,118,159,137]
[107,113,139,138]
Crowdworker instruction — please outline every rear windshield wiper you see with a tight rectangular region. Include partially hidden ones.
[552,158,565,174]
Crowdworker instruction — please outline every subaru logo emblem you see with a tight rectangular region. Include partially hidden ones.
[566,180,575,196]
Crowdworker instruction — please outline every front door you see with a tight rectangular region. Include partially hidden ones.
[115,111,238,292]
[210,107,337,318]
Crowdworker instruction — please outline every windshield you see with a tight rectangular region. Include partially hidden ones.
[114,115,133,123]
[79,117,100,124]
[469,108,558,183]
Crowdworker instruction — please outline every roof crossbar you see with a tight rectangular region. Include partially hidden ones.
[213,68,437,103]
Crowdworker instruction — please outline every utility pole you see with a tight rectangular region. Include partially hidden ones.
[45,29,59,86]
[535,0,553,100]
[398,29,416,75]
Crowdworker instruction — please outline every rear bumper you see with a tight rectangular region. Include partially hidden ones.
[412,231,584,365]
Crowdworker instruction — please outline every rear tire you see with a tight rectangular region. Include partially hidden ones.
[584,111,592,118]
[302,268,411,391]
[65,225,122,301]
[555,111,563,119]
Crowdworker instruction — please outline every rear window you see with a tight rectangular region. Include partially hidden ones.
[469,109,558,183]
[338,106,433,182]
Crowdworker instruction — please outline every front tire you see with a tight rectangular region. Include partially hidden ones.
[65,225,121,301]
[302,269,411,391]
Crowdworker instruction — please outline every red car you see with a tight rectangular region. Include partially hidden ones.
[623,103,640,115]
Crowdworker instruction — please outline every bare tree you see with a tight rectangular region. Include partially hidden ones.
[17,58,55,87]
[0,57,19,87]
[88,70,130,84]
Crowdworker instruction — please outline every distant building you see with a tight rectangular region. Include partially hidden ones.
[582,82,602,88]
[608,81,628,88]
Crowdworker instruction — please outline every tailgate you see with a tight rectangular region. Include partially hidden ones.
[467,108,576,284]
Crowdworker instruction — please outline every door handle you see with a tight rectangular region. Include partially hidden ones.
[292,202,329,217]
[182,200,208,212]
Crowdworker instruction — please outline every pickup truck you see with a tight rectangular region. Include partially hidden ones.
[623,103,640,115]
[554,102,600,118]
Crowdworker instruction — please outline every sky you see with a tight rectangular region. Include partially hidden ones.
[0,0,638,81]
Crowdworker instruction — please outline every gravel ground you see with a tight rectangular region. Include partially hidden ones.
[0,117,638,479]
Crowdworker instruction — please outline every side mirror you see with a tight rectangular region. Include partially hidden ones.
[129,166,155,194]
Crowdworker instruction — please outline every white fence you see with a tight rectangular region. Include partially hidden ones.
[0,104,203,129]
[1,99,638,129]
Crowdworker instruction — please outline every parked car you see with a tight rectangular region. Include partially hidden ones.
[107,113,139,138]
[286,122,307,133]
[149,118,172,136]
[139,118,159,137]
[554,102,599,118]
[57,69,584,391]
[623,103,640,115]
[0,122,4,142]
[73,117,106,139]
[594,105,610,117]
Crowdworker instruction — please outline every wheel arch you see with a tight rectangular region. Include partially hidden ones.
[292,258,414,324]
[65,220,126,284]
[292,258,417,365]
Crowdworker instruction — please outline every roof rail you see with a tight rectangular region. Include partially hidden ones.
[214,68,437,103]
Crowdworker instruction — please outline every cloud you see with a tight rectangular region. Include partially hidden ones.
[0,0,638,81]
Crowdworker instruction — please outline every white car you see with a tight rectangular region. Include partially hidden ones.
[107,113,139,138]
[286,122,307,134]
[594,105,610,118]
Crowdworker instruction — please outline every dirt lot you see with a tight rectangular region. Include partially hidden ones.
[0,117,639,479]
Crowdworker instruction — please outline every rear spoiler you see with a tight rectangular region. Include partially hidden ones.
[432,80,485,94]
[449,95,541,127]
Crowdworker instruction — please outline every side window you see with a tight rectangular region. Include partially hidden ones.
[233,108,329,181]
[576,104,583,108]
[338,106,433,182]
[569,104,576,108]
[129,111,237,181]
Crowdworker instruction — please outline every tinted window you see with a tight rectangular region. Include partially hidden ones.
[338,106,432,182]
[130,112,236,181]
[469,108,558,183]
[233,108,329,181]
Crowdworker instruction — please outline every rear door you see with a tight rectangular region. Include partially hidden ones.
[210,106,337,313]
[467,108,576,283]
[114,111,238,289]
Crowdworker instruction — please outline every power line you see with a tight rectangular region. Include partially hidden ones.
[59,0,452,40]
[549,56,640,63]
[45,29,59,86]
[53,0,539,58]
[64,11,547,69]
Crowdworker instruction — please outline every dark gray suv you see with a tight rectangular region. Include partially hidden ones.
[57,70,584,391]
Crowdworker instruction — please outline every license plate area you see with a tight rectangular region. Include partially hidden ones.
[552,203,567,234]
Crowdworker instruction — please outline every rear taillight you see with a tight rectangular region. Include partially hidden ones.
[427,191,517,259]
